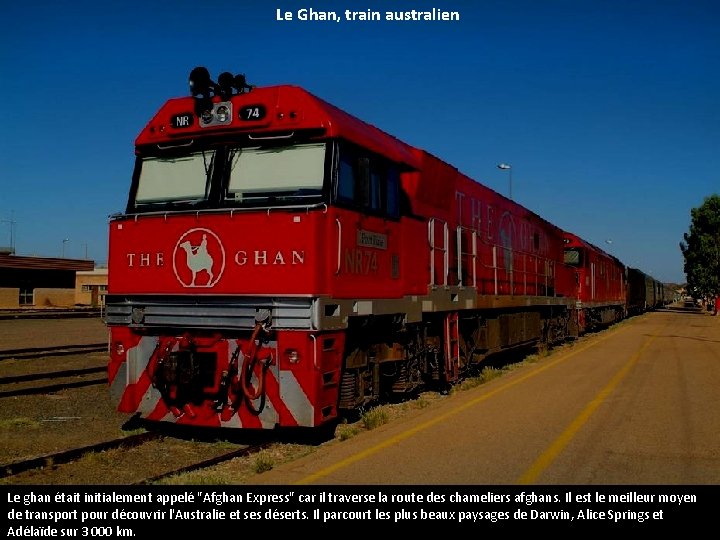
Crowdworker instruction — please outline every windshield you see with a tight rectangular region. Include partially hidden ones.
[226,143,326,202]
[128,143,327,212]
[564,248,583,266]
[135,151,214,205]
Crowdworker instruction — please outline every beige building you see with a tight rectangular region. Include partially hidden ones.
[75,268,109,307]
[0,253,94,309]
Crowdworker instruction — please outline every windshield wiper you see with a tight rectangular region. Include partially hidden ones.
[231,189,321,203]
[135,198,204,209]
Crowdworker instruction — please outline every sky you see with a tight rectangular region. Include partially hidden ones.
[0,0,718,284]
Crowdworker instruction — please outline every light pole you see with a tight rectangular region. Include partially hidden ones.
[62,238,69,258]
[497,163,512,200]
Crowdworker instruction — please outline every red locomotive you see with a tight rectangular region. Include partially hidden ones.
[105,68,667,431]
[562,232,626,332]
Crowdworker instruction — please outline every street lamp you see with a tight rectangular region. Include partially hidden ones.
[62,238,69,258]
[497,163,512,200]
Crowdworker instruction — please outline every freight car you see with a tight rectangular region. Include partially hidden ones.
[626,267,668,315]
[104,68,658,431]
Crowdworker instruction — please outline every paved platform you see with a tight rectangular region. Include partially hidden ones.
[248,307,720,485]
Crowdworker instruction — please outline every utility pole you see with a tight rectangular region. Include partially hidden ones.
[0,211,16,252]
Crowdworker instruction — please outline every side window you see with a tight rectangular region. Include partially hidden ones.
[358,157,371,207]
[337,154,355,202]
[370,167,382,211]
[335,142,401,219]
[386,167,399,218]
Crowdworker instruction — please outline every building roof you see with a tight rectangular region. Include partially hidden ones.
[0,254,94,271]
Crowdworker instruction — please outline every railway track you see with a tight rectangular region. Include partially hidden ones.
[0,365,107,398]
[0,432,160,479]
[136,442,273,485]
[1,429,273,485]
[0,309,102,320]
[0,343,108,361]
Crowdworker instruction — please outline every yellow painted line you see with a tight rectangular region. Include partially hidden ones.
[293,323,635,485]
[517,332,658,484]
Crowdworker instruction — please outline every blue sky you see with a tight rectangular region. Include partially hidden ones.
[1,0,717,284]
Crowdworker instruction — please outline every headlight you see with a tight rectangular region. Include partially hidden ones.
[216,105,229,123]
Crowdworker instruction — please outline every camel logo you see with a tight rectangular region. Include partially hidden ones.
[172,228,226,288]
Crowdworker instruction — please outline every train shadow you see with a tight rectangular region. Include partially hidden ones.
[659,305,711,315]
[121,413,340,447]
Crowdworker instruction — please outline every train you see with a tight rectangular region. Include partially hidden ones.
[104,67,673,431]
[627,267,675,315]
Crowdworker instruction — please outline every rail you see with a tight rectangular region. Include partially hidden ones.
[0,343,108,361]
[135,443,273,485]
[0,432,161,479]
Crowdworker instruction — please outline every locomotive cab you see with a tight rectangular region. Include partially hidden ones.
[562,233,625,332]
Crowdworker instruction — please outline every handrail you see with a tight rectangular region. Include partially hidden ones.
[335,218,342,275]
[428,218,449,287]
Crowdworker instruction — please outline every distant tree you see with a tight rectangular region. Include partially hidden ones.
[679,194,720,300]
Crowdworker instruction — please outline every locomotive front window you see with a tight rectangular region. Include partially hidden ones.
[226,143,326,202]
[135,151,215,205]
[564,248,583,266]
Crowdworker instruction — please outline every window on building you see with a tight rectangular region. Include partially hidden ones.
[19,288,33,306]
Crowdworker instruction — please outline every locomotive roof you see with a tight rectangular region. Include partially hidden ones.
[135,84,419,169]
[563,231,623,265]
[135,75,573,237]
